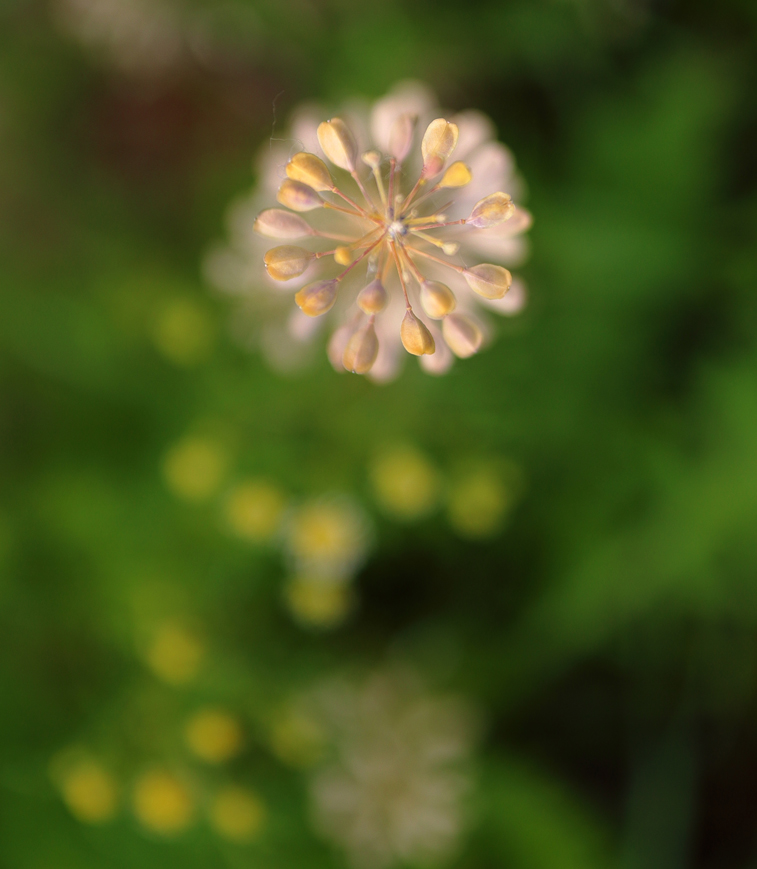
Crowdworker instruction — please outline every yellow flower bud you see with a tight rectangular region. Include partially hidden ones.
[56,757,119,824]
[295,279,338,317]
[421,118,459,170]
[334,246,353,266]
[463,264,512,299]
[185,708,243,764]
[132,770,194,836]
[286,151,333,192]
[357,278,388,314]
[467,192,515,228]
[264,245,313,281]
[276,179,323,212]
[361,150,381,169]
[400,310,435,356]
[317,118,358,171]
[439,161,472,189]
[442,242,460,256]
[420,280,456,319]
[209,786,266,843]
[253,208,314,239]
[442,313,483,358]
[342,321,379,374]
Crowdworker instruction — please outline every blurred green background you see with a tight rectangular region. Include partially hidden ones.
[2,0,757,867]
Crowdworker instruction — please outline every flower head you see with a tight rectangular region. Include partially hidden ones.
[205,82,532,380]
[304,667,478,869]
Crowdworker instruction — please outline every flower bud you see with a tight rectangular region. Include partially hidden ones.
[439,161,472,189]
[441,242,460,256]
[357,278,388,314]
[388,113,415,162]
[295,279,338,317]
[317,118,358,171]
[343,321,379,374]
[264,246,313,281]
[467,192,515,228]
[334,246,352,266]
[361,150,381,169]
[254,209,314,239]
[420,281,456,319]
[442,313,483,358]
[421,118,459,170]
[277,179,323,212]
[400,310,435,356]
[463,264,512,299]
[286,152,333,192]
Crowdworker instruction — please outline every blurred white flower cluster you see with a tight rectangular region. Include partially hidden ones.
[304,668,478,868]
[204,81,532,380]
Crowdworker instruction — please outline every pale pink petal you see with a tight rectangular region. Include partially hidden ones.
[419,323,454,375]
[476,277,528,316]
[370,81,435,156]
[451,110,495,160]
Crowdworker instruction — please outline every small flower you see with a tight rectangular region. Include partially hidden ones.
[205,82,532,380]
[132,769,195,836]
[304,668,478,869]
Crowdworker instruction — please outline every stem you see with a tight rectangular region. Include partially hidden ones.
[313,230,363,243]
[400,175,426,213]
[330,186,382,224]
[336,235,385,282]
[399,245,425,284]
[372,166,387,208]
[351,170,376,211]
[405,244,465,274]
[390,241,411,309]
[407,218,467,232]
[323,201,369,219]
[388,159,397,220]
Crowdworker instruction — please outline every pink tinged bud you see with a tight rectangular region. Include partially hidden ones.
[400,310,435,356]
[317,118,358,172]
[295,279,338,317]
[277,179,323,212]
[254,208,314,239]
[421,118,459,171]
[357,278,388,314]
[388,113,415,162]
[467,192,515,228]
[264,245,313,281]
[442,313,483,358]
[342,321,379,374]
[439,161,472,189]
[420,281,457,319]
[463,264,512,299]
[285,152,333,192]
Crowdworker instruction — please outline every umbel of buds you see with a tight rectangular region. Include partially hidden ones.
[256,109,528,377]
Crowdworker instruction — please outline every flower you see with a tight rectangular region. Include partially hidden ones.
[304,668,477,869]
[204,82,532,380]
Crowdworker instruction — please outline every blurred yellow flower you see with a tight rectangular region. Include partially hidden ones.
[286,496,370,577]
[144,620,205,685]
[209,785,266,843]
[269,708,325,769]
[284,576,353,629]
[185,708,244,764]
[55,756,118,824]
[224,480,287,542]
[152,298,216,367]
[162,436,228,502]
[447,463,518,538]
[132,769,194,836]
[369,445,441,520]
